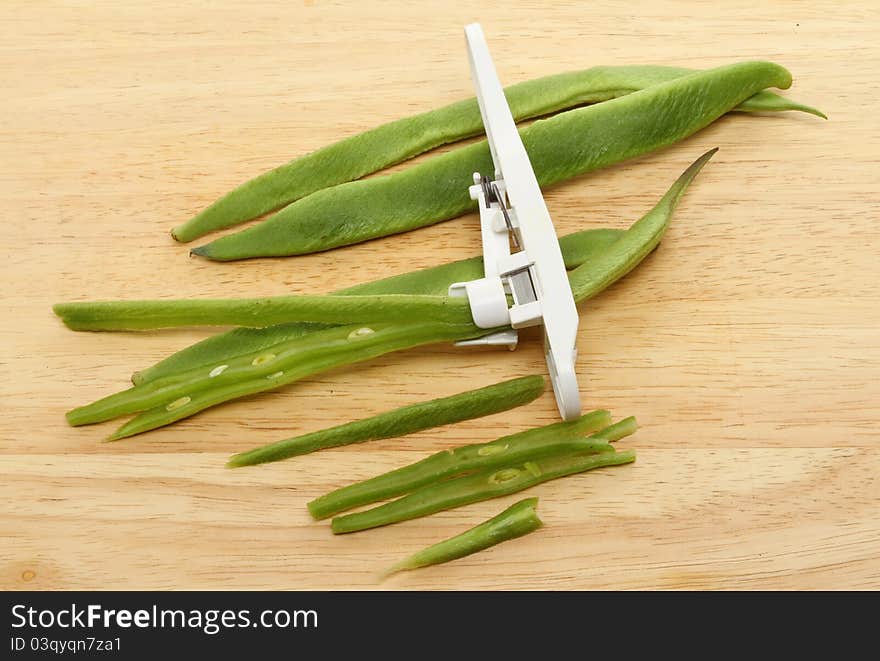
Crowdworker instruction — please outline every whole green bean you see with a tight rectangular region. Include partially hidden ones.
[226,375,546,467]
[132,227,623,385]
[54,293,473,332]
[308,409,617,520]
[67,151,710,435]
[172,65,822,242]
[191,61,798,260]
[385,497,543,576]
[331,443,636,534]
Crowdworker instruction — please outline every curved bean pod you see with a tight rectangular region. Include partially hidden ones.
[192,61,796,260]
[569,147,717,300]
[331,442,636,534]
[173,64,823,242]
[226,375,546,467]
[385,497,543,576]
[133,227,623,385]
[308,410,618,520]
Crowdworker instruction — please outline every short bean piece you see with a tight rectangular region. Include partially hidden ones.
[385,497,543,576]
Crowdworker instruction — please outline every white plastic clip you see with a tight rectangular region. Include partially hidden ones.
[449,23,582,420]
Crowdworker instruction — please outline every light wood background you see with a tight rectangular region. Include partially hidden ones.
[2,1,877,591]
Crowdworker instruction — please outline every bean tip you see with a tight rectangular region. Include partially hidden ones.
[378,565,404,581]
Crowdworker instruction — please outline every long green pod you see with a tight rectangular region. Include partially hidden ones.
[226,375,546,467]
[133,227,623,385]
[308,410,617,520]
[331,445,636,534]
[172,64,823,242]
[54,293,473,332]
[192,61,795,260]
[385,497,543,576]
[67,321,480,429]
[68,152,710,434]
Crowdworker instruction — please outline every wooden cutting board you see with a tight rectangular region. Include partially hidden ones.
[2,1,877,590]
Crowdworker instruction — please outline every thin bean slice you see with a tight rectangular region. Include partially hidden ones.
[192,61,797,260]
[226,375,546,467]
[172,64,823,242]
[54,293,473,332]
[67,321,479,429]
[131,227,623,385]
[67,152,710,433]
[308,410,617,520]
[331,445,636,534]
[385,497,543,576]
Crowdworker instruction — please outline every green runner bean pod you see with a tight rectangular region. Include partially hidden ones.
[308,409,617,520]
[191,61,797,260]
[226,375,546,467]
[172,65,822,242]
[385,497,543,576]
[331,442,636,534]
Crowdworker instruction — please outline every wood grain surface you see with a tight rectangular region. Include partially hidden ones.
[1,1,877,590]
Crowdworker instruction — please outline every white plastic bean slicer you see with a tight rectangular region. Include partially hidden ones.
[449,23,582,421]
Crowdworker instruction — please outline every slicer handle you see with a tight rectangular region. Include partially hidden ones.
[546,342,582,421]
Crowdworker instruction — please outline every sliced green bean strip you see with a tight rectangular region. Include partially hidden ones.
[192,61,797,260]
[308,409,615,520]
[590,416,638,443]
[103,323,484,440]
[226,375,546,467]
[331,446,636,534]
[54,293,473,332]
[132,227,622,385]
[67,321,480,429]
[172,64,823,242]
[67,152,710,434]
[385,497,543,576]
